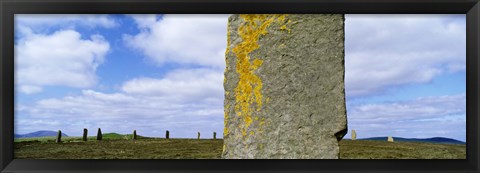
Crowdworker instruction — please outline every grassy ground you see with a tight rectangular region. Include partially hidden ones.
[14,138,465,159]
[15,138,222,159]
[339,139,466,159]
[13,133,146,143]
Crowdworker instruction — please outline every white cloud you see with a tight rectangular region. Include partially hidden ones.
[15,14,117,30]
[346,93,466,141]
[121,68,224,102]
[15,30,110,92]
[18,85,43,94]
[15,68,225,138]
[124,14,229,68]
[345,14,466,97]
[128,14,158,29]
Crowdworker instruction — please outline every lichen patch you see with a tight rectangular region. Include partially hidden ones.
[231,14,289,138]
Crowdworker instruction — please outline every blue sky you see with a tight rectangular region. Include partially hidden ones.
[14,14,466,141]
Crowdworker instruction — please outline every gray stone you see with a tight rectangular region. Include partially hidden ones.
[97,128,102,141]
[56,130,62,143]
[198,132,201,139]
[388,136,394,142]
[223,14,347,159]
[83,128,88,141]
[351,130,356,140]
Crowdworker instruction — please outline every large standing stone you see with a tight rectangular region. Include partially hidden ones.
[351,130,357,140]
[388,136,394,142]
[223,14,347,159]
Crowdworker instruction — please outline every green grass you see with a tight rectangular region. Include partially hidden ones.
[14,138,465,159]
[14,133,148,143]
[339,139,466,159]
[15,138,222,159]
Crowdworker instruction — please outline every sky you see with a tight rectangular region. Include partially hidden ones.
[14,14,466,142]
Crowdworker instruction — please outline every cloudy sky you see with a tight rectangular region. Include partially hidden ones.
[14,14,466,141]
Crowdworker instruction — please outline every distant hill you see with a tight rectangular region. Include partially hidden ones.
[358,137,465,145]
[15,130,68,138]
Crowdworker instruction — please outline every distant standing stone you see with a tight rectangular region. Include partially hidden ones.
[198,132,200,140]
[388,136,394,142]
[56,130,62,143]
[166,130,170,139]
[133,130,137,140]
[223,14,347,159]
[97,128,102,141]
[351,130,357,140]
[83,128,88,141]
[213,132,217,140]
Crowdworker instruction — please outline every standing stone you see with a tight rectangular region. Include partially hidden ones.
[198,132,200,140]
[83,128,88,141]
[56,130,62,143]
[351,130,357,140]
[213,132,217,140]
[387,136,394,142]
[97,128,102,141]
[223,14,347,159]
[133,130,137,140]
[166,130,170,139]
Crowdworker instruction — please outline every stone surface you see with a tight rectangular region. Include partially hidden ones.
[83,128,88,141]
[223,14,347,159]
[388,136,394,142]
[97,128,102,140]
[351,130,357,140]
[56,130,62,143]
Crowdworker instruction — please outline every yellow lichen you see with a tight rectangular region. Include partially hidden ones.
[259,118,265,126]
[241,129,247,136]
[231,14,289,139]
[224,127,229,137]
[245,116,252,125]
[278,15,286,22]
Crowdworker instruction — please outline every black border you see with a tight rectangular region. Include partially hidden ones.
[1,0,479,172]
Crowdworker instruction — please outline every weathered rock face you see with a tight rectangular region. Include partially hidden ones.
[351,130,357,140]
[223,14,347,159]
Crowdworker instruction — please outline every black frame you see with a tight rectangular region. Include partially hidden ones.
[1,0,479,172]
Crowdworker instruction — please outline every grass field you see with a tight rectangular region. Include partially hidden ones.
[14,137,465,159]
[339,139,465,159]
